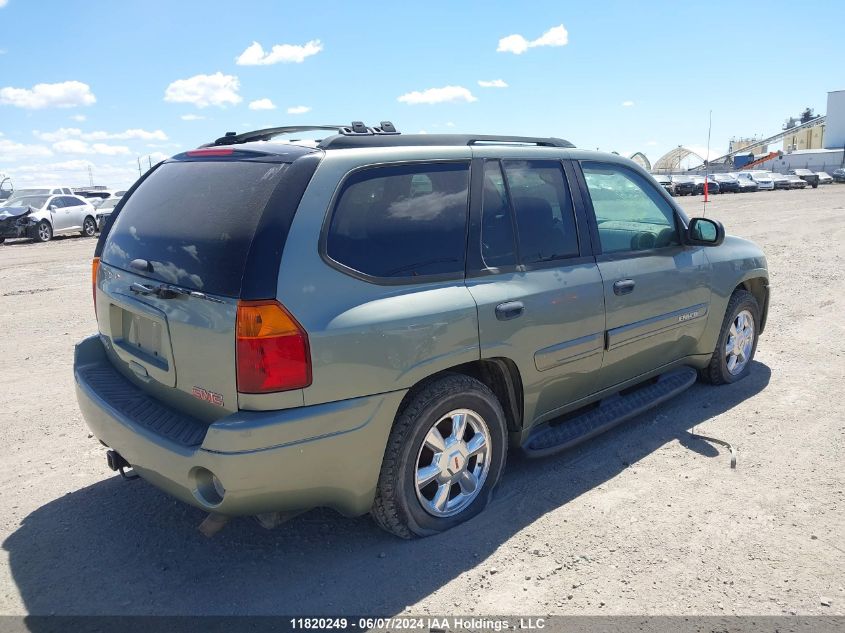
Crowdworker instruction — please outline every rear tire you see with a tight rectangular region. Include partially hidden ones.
[371,374,508,538]
[33,220,52,243]
[702,289,760,385]
[81,216,96,237]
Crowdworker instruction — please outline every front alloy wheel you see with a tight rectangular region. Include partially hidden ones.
[725,310,754,375]
[82,217,96,237]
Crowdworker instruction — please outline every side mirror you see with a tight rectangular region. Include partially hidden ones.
[49,205,58,211]
[687,217,725,246]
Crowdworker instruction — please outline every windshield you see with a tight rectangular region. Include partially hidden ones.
[3,195,48,208]
[715,174,735,181]
[99,198,119,210]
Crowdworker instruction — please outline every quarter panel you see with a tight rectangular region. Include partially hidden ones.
[277,147,481,406]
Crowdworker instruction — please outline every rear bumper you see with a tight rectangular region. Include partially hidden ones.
[74,335,405,517]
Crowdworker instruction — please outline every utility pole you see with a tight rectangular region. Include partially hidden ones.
[137,157,142,178]
[87,164,94,187]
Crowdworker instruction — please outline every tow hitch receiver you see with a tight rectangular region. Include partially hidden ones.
[106,450,139,480]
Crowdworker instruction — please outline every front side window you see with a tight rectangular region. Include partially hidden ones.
[326,162,470,280]
[582,162,679,254]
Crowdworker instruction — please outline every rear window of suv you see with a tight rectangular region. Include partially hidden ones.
[325,162,470,280]
[101,160,288,297]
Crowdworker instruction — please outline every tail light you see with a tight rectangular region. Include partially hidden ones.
[91,257,100,317]
[236,300,311,393]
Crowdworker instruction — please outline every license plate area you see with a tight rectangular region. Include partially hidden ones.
[107,298,176,386]
[117,307,166,369]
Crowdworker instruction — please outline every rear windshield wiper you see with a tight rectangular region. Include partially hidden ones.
[129,282,223,303]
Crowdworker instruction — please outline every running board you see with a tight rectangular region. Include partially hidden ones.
[523,367,698,458]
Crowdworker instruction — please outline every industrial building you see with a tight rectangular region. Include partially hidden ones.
[649,89,844,174]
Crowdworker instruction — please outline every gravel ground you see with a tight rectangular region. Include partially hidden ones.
[0,186,843,616]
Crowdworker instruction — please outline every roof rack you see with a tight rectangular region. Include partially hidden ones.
[317,133,574,150]
[202,121,574,150]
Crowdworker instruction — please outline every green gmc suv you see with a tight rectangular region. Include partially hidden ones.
[74,123,769,538]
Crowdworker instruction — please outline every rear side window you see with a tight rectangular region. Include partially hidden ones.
[326,162,470,280]
[503,160,580,264]
[102,160,289,297]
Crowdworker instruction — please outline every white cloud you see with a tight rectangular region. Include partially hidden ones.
[398,85,477,105]
[248,98,276,111]
[0,80,96,109]
[622,100,635,107]
[236,40,323,65]
[0,138,53,161]
[164,72,241,108]
[52,139,130,156]
[0,1,8,8]
[478,79,508,88]
[497,24,569,55]
[646,140,658,146]
[180,113,205,121]
[11,159,141,189]
[286,105,311,115]
[70,114,86,122]
[446,122,456,127]
[34,128,168,142]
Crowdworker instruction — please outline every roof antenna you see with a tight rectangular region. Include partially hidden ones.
[703,109,712,218]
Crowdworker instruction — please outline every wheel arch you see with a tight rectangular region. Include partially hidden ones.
[395,358,525,433]
[736,276,769,332]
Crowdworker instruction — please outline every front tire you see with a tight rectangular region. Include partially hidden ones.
[33,220,52,243]
[81,216,96,237]
[702,289,760,384]
[371,374,508,538]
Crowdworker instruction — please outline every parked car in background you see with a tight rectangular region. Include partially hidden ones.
[789,169,819,188]
[0,193,97,243]
[6,185,75,201]
[653,174,675,196]
[816,171,833,185]
[737,171,774,191]
[77,189,121,208]
[95,196,122,230]
[769,173,791,190]
[712,173,740,193]
[732,173,759,193]
[691,176,720,195]
[833,168,845,183]
[786,174,808,189]
[74,124,769,537]
[671,175,696,196]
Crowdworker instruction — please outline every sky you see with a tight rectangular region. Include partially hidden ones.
[1,0,843,188]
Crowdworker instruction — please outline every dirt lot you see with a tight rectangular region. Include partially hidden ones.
[0,187,843,616]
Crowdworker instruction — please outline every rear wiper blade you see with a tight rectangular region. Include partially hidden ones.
[129,282,223,303]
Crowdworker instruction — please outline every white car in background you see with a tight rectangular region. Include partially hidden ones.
[737,171,774,191]
[0,193,97,243]
[95,195,122,230]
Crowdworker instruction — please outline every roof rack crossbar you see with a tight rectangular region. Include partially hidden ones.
[206,125,347,147]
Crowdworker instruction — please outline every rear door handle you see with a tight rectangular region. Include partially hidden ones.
[495,301,524,321]
[613,279,636,295]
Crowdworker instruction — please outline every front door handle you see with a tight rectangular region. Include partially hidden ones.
[495,300,525,321]
[613,279,636,295]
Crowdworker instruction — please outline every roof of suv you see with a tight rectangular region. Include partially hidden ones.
[197,122,575,155]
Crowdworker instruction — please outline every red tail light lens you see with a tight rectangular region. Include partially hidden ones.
[92,257,100,317]
[236,300,311,393]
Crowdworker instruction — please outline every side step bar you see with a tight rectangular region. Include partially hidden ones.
[523,366,698,458]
